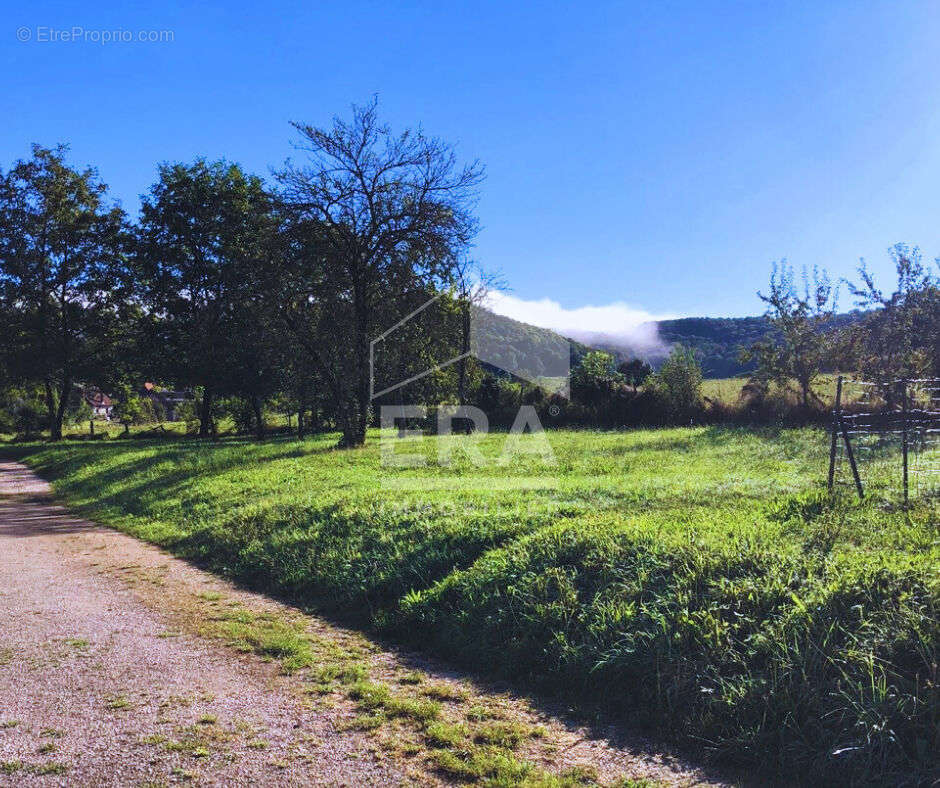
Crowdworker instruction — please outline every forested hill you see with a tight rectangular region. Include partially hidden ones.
[652,311,867,377]
[470,308,595,374]
[474,309,868,380]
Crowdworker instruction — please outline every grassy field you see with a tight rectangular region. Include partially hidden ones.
[3,427,937,783]
[700,373,867,407]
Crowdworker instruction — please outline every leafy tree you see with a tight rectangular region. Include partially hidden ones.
[135,160,273,438]
[225,290,283,438]
[173,398,200,433]
[0,145,128,439]
[742,262,836,408]
[847,244,940,383]
[112,395,144,433]
[0,384,45,435]
[650,345,703,420]
[66,393,93,427]
[111,384,158,434]
[618,358,653,391]
[572,350,619,410]
[275,99,483,447]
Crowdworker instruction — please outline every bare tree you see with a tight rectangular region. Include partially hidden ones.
[275,99,484,446]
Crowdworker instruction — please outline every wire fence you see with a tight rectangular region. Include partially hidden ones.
[828,377,940,503]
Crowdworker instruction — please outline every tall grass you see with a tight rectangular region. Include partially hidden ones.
[4,426,936,783]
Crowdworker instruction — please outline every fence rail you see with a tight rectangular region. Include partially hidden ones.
[827,376,940,503]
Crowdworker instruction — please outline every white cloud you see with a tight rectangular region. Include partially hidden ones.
[484,291,678,356]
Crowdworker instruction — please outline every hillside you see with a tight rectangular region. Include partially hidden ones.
[652,311,867,377]
[405,306,869,383]
[654,315,774,377]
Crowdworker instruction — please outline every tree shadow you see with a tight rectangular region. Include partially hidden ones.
[0,498,109,537]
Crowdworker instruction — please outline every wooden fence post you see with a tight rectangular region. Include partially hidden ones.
[828,376,843,492]
[840,417,864,500]
[832,378,863,500]
[901,380,909,505]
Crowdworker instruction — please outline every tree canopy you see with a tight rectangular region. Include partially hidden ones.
[0,145,128,438]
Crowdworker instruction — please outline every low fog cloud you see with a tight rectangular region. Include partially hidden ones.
[484,291,676,359]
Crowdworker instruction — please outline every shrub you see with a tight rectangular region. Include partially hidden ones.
[649,345,703,421]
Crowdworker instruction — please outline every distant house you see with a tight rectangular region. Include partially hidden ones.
[142,383,193,421]
[85,390,114,420]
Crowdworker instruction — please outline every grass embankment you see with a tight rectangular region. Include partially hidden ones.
[3,427,937,783]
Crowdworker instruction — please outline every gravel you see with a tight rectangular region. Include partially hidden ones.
[0,461,403,786]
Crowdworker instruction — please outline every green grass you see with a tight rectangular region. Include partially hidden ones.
[701,373,841,403]
[3,426,937,783]
[105,693,132,711]
[0,760,21,775]
[32,762,67,775]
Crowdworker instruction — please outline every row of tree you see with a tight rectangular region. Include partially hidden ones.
[744,250,940,409]
[0,101,485,444]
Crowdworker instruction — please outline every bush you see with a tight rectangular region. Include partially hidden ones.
[173,399,200,434]
[12,401,44,435]
[112,394,159,430]
[649,345,703,421]
[217,396,257,435]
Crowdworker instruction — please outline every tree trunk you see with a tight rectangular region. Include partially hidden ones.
[336,390,369,448]
[297,405,305,438]
[339,411,359,448]
[199,388,214,438]
[357,392,370,445]
[51,379,70,441]
[457,300,472,434]
[338,398,367,448]
[44,380,60,441]
[251,395,265,439]
[346,277,371,449]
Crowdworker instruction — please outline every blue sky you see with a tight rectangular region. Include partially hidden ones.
[3,1,940,330]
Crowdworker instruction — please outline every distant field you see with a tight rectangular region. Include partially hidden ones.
[701,373,855,406]
[3,427,937,782]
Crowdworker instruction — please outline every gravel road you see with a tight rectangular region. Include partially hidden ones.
[0,461,403,786]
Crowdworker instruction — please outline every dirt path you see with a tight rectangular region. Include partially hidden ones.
[0,463,405,786]
[0,461,728,787]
